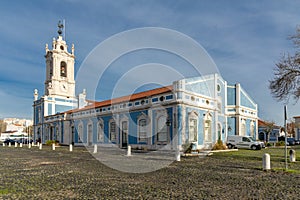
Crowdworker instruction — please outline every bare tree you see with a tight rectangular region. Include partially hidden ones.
[265,121,275,143]
[269,27,300,102]
[287,121,295,137]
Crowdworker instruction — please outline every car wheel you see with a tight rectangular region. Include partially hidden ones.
[228,144,233,149]
[251,145,257,150]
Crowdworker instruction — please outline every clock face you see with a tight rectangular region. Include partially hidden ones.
[61,84,68,91]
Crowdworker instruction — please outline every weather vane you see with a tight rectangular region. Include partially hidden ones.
[57,20,64,36]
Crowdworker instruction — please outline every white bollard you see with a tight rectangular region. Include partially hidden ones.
[39,143,42,150]
[52,143,55,150]
[15,143,18,148]
[289,149,296,162]
[9,142,11,147]
[37,142,40,147]
[127,145,131,156]
[93,144,97,154]
[176,145,181,162]
[20,143,23,148]
[32,142,34,147]
[263,153,271,170]
[69,144,73,152]
[28,143,31,148]
[2,143,5,147]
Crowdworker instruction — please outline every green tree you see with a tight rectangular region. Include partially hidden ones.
[269,27,300,102]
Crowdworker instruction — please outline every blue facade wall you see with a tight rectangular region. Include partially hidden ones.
[55,105,74,114]
[240,89,256,109]
[227,117,236,136]
[184,107,208,145]
[227,87,236,105]
[184,77,213,97]
[48,103,52,115]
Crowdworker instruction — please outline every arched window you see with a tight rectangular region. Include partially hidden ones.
[138,119,147,143]
[60,61,67,77]
[188,111,198,143]
[55,124,59,141]
[217,123,222,141]
[78,123,83,143]
[241,119,246,136]
[204,113,212,142]
[109,120,116,142]
[87,122,93,145]
[157,115,168,143]
[121,120,128,147]
[97,120,104,142]
[250,121,255,137]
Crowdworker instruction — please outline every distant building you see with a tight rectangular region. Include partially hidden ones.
[33,24,259,150]
[294,116,300,140]
[3,118,32,132]
[258,119,281,142]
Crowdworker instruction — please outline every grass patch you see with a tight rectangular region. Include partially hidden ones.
[272,168,300,174]
[0,188,10,195]
[211,147,300,173]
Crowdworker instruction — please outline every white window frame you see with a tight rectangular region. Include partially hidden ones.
[188,111,198,143]
[204,113,212,142]
[157,115,168,144]
[250,121,255,137]
[87,121,93,145]
[138,118,147,143]
[78,122,83,143]
[97,119,104,142]
[241,119,246,136]
[109,119,117,142]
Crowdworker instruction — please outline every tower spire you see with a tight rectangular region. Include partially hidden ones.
[57,20,65,39]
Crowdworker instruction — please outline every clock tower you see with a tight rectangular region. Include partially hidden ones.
[44,25,75,98]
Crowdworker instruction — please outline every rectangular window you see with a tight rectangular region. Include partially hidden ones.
[109,122,116,142]
[166,95,173,100]
[189,119,198,142]
[204,120,212,142]
[138,119,147,143]
[152,98,158,103]
[78,125,83,143]
[97,123,104,142]
[157,116,168,143]
[88,124,93,144]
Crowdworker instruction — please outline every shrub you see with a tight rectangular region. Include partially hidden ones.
[182,143,193,153]
[266,142,272,147]
[45,140,59,146]
[212,140,227,150]
[275,141,285,146]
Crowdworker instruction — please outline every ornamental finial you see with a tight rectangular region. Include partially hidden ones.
[57,20,64,36]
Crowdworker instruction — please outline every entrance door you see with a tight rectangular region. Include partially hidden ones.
[121,121,128,148]
[50,126,54,140]
[71,126,74,145]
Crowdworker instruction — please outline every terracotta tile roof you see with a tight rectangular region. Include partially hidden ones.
[66,85,173,114]
[258,119,281,128]
[258,119,267,127]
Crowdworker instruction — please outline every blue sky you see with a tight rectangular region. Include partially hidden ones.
[1,0,300,125]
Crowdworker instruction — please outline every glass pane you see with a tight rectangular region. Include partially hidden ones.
[158,132,167,142]
[122,121,128,130]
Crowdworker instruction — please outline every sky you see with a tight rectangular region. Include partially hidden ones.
[0,0,300,125]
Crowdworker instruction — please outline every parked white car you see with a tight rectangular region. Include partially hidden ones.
[227,135,265,150]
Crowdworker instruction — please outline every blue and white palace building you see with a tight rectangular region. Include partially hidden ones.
[33,28,259,151]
